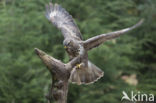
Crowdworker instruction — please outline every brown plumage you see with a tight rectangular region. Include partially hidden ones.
[45,2,143,85]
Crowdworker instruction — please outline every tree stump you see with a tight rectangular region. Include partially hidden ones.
[35,48,83,103]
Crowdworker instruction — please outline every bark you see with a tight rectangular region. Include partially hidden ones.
[35,48,83,103]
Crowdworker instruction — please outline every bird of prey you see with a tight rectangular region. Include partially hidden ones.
[45,2,143,85]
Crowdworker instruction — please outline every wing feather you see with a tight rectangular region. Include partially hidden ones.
[83,19,144,50]
[46,3,82,40]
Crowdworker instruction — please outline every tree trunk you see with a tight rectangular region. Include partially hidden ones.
[35,48,83,103]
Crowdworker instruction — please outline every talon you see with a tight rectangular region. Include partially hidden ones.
[76,64,81,69]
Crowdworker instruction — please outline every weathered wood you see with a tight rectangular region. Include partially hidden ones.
[35,48,83,103]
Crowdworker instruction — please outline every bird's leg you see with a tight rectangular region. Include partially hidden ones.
[76,63,82,69]
[76,63,85,69]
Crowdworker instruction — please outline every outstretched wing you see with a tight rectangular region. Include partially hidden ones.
[46,2,83,40]
[83,19,144,50]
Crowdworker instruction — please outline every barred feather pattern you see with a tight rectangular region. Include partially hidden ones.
[45,3,82,40]
[70,61,104,85]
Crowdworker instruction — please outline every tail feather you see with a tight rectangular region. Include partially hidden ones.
[69,61,104,85]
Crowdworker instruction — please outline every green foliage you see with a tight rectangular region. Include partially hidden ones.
[0,0,155,103]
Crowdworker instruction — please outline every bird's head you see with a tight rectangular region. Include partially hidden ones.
[63,39,79,50]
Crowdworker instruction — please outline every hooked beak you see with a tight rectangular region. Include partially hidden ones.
[64,46,67,49]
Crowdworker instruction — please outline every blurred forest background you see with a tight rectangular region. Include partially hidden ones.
[0,0,155,103]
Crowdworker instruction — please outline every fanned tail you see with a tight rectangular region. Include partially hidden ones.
[69,61,104,85]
